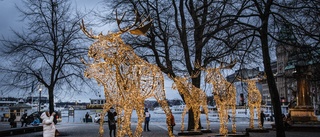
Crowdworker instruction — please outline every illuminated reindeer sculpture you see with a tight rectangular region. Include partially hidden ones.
[205,61,237,135]
[171,75,210,132]
[80,11,173,137]
[240,78,262,129]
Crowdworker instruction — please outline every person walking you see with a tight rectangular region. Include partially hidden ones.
[284,113,293,130]
[144,108,151,131]
[108,108,117,137]
[169,111,175,133]
[85,112,90,123]
[9,113,16,128]
[260,111,265,127]
[20,113,28,127]
[40,111,56,137]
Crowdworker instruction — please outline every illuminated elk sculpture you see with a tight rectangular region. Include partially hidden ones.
[171,75,210,132]
[205,61,237,135]
[80,11,173,137]
[240,78,262,129]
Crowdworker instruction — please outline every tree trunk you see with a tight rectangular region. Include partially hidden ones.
[260,13,286,137]
[48,87,55,114]
[186,73,202,131]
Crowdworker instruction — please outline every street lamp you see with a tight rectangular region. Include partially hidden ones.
[38,86,42,112]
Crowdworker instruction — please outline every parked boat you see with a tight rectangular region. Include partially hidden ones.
[61,110,69,117]
[208,105,270,121]
[153,105,186,114]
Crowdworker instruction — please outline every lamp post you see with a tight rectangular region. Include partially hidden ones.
[38,86,42,112]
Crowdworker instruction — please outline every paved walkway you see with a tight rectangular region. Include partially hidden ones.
[1,121,319,137]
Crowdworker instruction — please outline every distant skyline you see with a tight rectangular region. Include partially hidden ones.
[0,0,184,103]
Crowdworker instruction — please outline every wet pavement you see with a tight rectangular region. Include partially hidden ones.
[1,120,319,137]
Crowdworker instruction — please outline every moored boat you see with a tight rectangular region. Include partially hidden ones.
[153,105,186,114]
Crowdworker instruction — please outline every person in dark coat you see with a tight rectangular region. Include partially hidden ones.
[85,112,90,123]
[9,114,16,128]
[108,108,117,137]
[21,113,28,127]
[260,111,265,127]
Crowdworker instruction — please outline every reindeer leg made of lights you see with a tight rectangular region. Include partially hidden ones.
[213,95,228,135]
[180,105,190,132]
[123,106,134,137]
[198,89,210,130]
[193,106,201,131]
[230,87,237,133]
[218,103,228,136]
[190,88,203,131]
[98,103,112,137]
[200,101,210,130]
[115,106,123,137]
[157,99,174,137]
[134,103,145,137]
[257,104,262,129]
[231,100,237,133]
[116,105,129,137]
[249,104,255,129]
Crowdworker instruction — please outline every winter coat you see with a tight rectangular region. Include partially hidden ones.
[40,112,56,137]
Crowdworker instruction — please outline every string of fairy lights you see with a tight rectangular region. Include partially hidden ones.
[81,12,263,137]
[244,79,263,129]
[81,16,174,136]
[171,76,210,132]
[205,67,237,135]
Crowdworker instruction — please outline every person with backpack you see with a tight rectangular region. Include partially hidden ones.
[108,107,117,137]
[144,108,151,131]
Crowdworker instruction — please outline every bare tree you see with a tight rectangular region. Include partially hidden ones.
[238,0,320,136]
[100,0,250,130]
[98,0,320,136]
[0,0,93,113]
[233,0,287,136]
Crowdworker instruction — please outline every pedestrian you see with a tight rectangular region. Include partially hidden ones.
[260,110,265,127]
[284,113,293,130]
[9,113,16,128]
[20,113,28,127]
[144,108,151,131]
[169,111,175,133]
[40,111,56,137]
[228,115,231,122]
[31,117,40,126]
[108,107,117,137]
[85,112,90,123]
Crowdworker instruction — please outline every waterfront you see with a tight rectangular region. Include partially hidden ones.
[59,109,267,124]
[60,109,190,123]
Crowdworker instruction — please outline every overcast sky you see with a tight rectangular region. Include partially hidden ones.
[0,0,183,103]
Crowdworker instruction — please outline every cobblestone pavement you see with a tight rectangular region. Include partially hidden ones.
[1,121,319,137]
